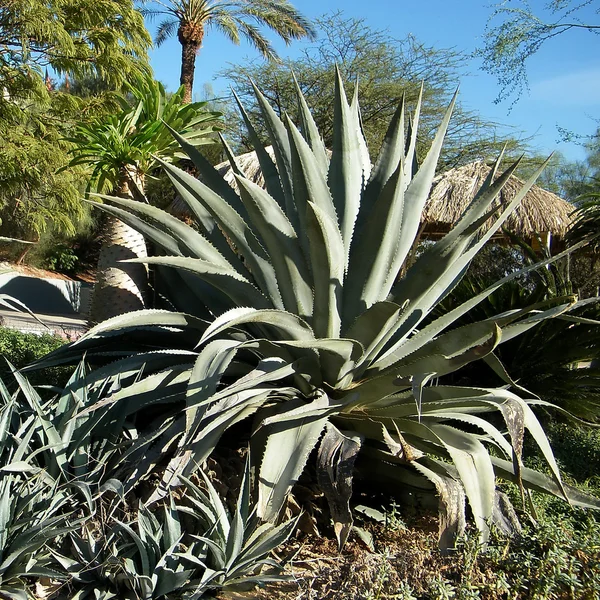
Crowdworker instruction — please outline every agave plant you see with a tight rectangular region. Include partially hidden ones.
[177,463,297,598]
[35,69,599,549]
[433,259,600,422]
[50,464,294,599]
[0,376,90,599]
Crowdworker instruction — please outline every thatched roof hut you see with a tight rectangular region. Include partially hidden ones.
[171,153,574,248]
[423,161,574,243]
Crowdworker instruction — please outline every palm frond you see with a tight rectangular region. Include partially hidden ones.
[156,17,179,46]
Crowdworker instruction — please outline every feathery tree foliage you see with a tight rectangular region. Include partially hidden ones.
[0,0,152,243]
[477,0,600,102]
[144,0,315,102]
[0,0,150,109]
[222,13,530,171]
[0,92,91,241]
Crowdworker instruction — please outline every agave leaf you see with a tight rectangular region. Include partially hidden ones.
[185,339,243,444]
[231,90,286,208]
[114,519,151,577]
[0,587,28,599]
[74,309,207,346]
[196,470,230,541]
[127,256,270,311]
[328,67,367,266]
[0,295,46,327]
[423,422,495,545]
[150,361,300,503]
[350,81,371,177]
[494,298,576,344]
[228,517,298,579]
[411,458,466,551]
[353,324,501,401]
[403,83,423,185]
[90,195,231,269]
[345,301,406,370]
[256,394,330,522]
[426,151,513,262]
[361,95,405,212]
[317,423,363,550]
[483,352,535,397]
[384,242,585,370]
[388,157,551,353]
[250,81,295,222]
[200,308,315,345]
[154,563,193,598]
[76,368,190,423]
[491,456,600,510]
[255,389,352,430]
[286,114,338,260]
[219,132,246,178]
[422,412,513,457]
[345,159,407,319]
[164,123,251,219]
[392,90,457,271]
[421,386,566,500]
[153,163,249,274]
[225,500,244,571]
[10,366,68,480]
[235,176,313,318]
[158,158,283,308]
[276,338,363,385]
[292,72,329,173]
[371,319,504,375]
[305,201,345,339]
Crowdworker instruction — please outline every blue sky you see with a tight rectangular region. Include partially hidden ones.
[147,1,600,162]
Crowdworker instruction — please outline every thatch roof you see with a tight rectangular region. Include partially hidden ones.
[423,161,574,240]
[171,153,574,242]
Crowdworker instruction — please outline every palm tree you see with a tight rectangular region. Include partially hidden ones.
[145,0,316,102]
[67,74,221,323]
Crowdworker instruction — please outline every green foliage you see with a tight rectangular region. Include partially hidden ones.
[0,0,150,109]
[222,12,530,169]
[0,93,90,238]
[0,362,294,599]
[433,239,600,422]
[42,245,79,274]
[66,73,222,197]
[36,69,600,554]
[0,327,63,368]
[477,1,600,103]
[0,0,151,240]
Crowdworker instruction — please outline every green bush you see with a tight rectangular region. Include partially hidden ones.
[43,244,79,274]
[0,326,67,387]
[0,326,64,368]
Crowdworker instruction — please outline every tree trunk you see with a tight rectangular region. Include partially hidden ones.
[88,169,149,326]
[178,24,202,103]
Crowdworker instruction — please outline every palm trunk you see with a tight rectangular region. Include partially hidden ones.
[178,24,202,103]
[88,168,149,326]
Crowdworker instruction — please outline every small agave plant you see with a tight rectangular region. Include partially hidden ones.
[43,69,599,549]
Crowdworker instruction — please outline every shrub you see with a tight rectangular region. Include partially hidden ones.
[33,70,600,553]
